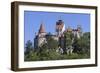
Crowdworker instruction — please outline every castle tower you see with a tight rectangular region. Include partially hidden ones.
[56,20,65,37]
[34,23,47,49]
[38,23,46,36]
[66,26,72,32]
[77,25,82,32]
[77,25,83,38]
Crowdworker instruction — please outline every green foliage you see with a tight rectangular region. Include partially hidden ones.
[73,32,90,55]
[64,32,74,48]
[46,36,58,49]
[25,40,33,55]
[24,32,90,61]
[47,49,61,60]
[25,51,39,61]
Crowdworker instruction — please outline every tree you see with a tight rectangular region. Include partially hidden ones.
[25,40,33,55]
[24,51,39,61]
[72,35,79,53]
[36,36,59,60]
[64,32,74,49]
[46,36,58,50]
[81,32,90,54]
[72,32,90,55]
[38,43,49,57]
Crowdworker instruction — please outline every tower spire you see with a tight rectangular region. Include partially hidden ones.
[38,22,45,33]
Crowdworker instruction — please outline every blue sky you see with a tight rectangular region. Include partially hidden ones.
[24,11,90,46]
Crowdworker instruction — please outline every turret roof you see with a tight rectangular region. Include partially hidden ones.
[39,23,45,33]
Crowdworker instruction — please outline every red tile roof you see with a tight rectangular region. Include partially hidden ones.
[39,24,45,33]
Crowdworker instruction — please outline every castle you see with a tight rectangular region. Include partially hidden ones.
[34,19,83,54]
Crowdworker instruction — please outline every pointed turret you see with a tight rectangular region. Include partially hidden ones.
[38,23,45,33]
